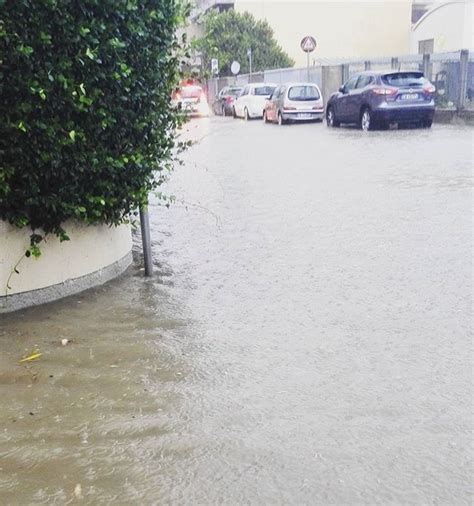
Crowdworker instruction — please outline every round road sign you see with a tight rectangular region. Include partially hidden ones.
[301,36,317,53]
[231,61,241,75]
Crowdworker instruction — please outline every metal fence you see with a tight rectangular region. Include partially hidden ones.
[208,49,474,111]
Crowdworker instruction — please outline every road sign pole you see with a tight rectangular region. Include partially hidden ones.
[300,36,317,82]
[231,61,241,84]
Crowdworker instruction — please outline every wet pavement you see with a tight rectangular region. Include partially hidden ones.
[0,118,472,504]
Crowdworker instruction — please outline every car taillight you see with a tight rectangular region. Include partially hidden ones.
[283,106,296,111]
[423,84,436,94]
[225,96,233,103]
[372,87,397,96]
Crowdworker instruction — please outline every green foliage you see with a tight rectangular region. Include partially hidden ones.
[0,0,187,241]
[193,10,294,77]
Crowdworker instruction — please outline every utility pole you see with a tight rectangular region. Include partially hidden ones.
[247,48,252,77]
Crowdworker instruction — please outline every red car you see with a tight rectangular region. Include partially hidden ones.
[172,82,209,117]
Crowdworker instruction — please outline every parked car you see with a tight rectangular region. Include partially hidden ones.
[233,83,277,120]
[171,84,209,117]
[263,83,324,125]
[213,86,243,116]
[326,71,436,130]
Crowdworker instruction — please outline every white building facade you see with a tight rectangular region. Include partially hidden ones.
[411,0,474,53]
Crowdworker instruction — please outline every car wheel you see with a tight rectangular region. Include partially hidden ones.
[278,112,286,126]
[263,111,269,124]
[360,108,373,131]
[422,119,433,128]
[244,107,250,121]
[233,107,237,119]
[221,105,226,116]
[326,107,339,127]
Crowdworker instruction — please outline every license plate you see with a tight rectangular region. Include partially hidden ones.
[400,93,418,100]
[297,113,313,119]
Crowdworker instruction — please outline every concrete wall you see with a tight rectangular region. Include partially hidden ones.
[321,65,344,104]
[0,221,132,312]
[411,1,474,53]
[235,0,412,66]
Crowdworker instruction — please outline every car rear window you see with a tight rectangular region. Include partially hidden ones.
[381,72,426,87]
[180,86,202,98]
[288,85,320,101]
[254,86,276,96]
[228,88,242,97]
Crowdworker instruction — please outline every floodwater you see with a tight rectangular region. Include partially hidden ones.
[0,119,472,505]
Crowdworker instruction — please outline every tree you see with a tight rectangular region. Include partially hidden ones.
[0,0,187,251]
[193,9,294,77]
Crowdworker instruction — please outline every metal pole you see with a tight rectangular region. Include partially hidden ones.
[458,49,469,110]
[307,52,310,81]
[139,206,153,276]
[422,53,431,81]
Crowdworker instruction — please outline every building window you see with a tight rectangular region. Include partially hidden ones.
[419,39,434,55]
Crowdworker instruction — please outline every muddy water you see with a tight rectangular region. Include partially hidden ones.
[0,120,472,504]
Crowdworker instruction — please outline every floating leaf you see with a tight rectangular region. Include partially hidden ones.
[19,351,42,363]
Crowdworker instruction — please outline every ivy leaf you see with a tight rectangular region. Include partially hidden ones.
[69,130,76,141]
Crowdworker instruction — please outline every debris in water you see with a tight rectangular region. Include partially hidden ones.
[74,483,83,499]
[61,339,69,346]
[19,350,42,363]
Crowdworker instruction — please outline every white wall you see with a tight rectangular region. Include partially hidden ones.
[0,221,132,299]
[235,0,412,66]
[411,1,474,52]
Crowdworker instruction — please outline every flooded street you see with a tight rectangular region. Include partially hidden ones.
[1,119,472,504]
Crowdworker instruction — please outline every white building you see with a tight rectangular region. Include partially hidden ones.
[411,0,473,53]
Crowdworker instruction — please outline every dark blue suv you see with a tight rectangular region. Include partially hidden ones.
[326,71,436,131]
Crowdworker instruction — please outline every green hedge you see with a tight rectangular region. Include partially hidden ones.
[0,0,184,245]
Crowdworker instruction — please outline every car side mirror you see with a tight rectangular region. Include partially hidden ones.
[339,86,345,93]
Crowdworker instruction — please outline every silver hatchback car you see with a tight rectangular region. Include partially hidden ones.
[263,83,324,125]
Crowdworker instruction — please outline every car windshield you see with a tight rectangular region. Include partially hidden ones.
[227,88,242,97]
[381,72,426,87]
[180,86,202,98]
[254,86,276,96]
[288,85,320,101]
